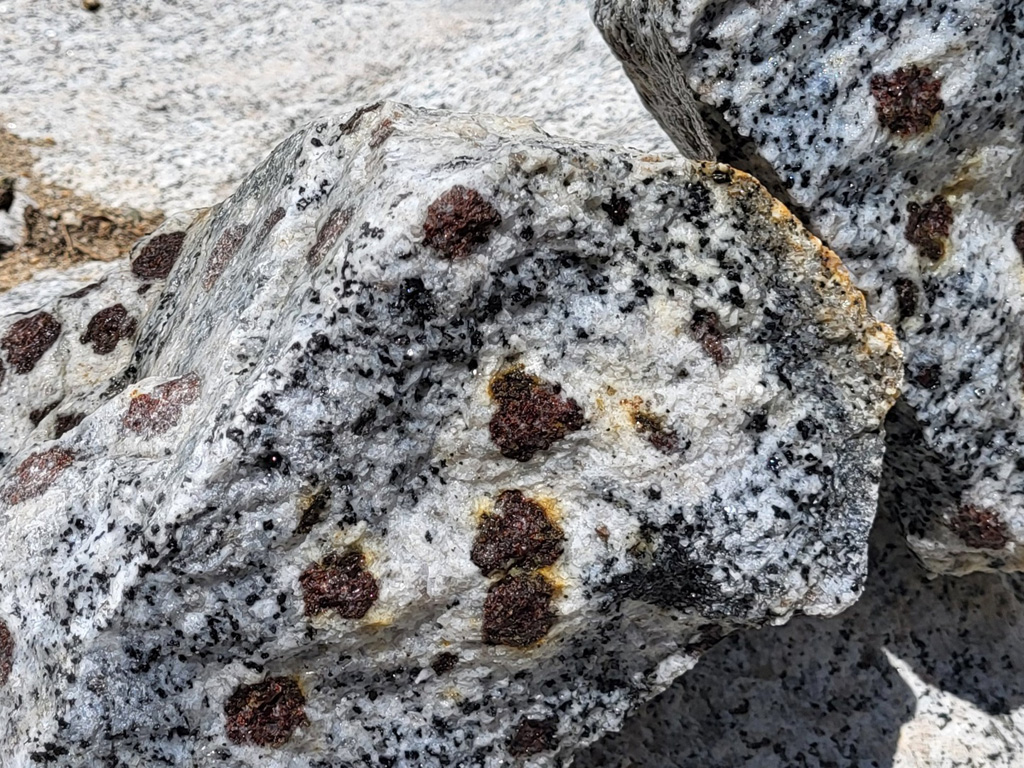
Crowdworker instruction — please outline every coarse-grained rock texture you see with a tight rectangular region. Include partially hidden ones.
[0,102,899,766]
[0,0,672,213]
[590,0,1024,575]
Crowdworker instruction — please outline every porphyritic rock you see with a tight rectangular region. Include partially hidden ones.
[0,102,899,766]
[591,0,1024,574]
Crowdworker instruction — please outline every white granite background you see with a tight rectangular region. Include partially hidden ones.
[1,2,1022,767]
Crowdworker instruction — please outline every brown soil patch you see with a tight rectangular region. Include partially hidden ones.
[0,122,163,291]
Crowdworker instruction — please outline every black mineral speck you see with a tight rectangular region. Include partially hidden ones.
[601,194,631,225]
[0,620,12,686]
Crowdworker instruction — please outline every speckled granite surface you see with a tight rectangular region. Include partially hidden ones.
[591,0,1024,576]
[0,102,899,766]
[0,0,671,213]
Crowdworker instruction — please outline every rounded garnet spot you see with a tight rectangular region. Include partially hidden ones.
[508,716,558,757]
[906,196,953,261]
[122,373,201,435]
[422,185,501,259]
[132,231,186,280]
[203,223,250,290]
[949,505,1009,550]
[80,304,138,355]
[690,308,728,365]
[893,277,919,320]
[306,207,353,267]
[870,65,943,136]
[430,652,459,676]
[2,312,61,374]
[482,573,555,647]
[1013,221,1024,259]
[471,490,564,576]
[299,551,379,619]
[488,366,584,462]
[224,677,307,748]
[2,446,74,505]
[53,412,85,438]
[0,620,12,686]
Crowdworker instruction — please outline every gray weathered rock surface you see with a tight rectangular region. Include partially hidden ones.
[591,0,1024,574]
[0,102,899,766]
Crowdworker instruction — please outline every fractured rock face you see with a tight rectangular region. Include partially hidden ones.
[591,0,1024,574]
[0,102,899,766]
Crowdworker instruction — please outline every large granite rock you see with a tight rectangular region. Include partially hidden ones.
[590,0,1024,574]
[0,103,899,766]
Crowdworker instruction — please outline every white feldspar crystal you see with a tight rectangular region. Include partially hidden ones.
[0,103,899,766]
[591,0,1024,575]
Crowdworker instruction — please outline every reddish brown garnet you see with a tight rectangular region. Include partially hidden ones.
[870,65,943,136]
[132,231,186,279]
[2,446,74,505]
[906,196,953,261]
[949,505,1009,550]
[53,412,85,438]
[422,186,501,259]
[690,308,728,365]
[894,277,919,320]
[203,223,250,289]
[508,716,559,757]
[488,366,584,462]
[306,207,352,266]
[80,304,137,355]
[299,551,379,618]
[2,312,61,374]
[122,373,201,435]
[0,620,13,686]
[255,207,286,245]
[224,677,308,747]
[430,652,459,676]
[482,573,555,647]
[28,400,60,427]
[471,490,564,576]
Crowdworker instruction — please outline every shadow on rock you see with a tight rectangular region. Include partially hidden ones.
[579,511,1024,767]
